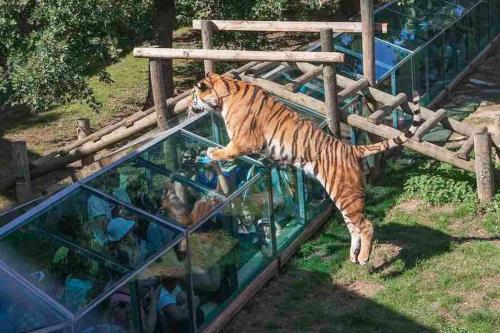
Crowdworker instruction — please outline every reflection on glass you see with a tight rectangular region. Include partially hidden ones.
[0,187,181,314]
[190,175,273,329]
[428,36,444,100]
[76,246,193,333]
[0,266,69,332]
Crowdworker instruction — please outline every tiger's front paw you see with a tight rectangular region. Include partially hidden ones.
[207,147,224,161]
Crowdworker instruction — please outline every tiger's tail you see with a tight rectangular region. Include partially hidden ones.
[353,100,423,159]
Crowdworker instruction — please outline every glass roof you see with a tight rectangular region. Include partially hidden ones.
[0,111,265,323]
[0,262,70,332]
[332,0,482,81]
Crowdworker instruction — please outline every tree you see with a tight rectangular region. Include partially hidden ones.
[143,0,175,110]
[0,0,153,114]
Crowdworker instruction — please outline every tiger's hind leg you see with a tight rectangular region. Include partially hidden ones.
[340,199,374,265]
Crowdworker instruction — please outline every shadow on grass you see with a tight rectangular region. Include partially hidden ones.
[227,268,435,333]
[371,224,500,277]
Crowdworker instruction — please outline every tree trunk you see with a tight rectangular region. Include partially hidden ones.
[143,0,176,110]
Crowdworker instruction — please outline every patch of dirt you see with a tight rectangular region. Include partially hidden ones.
[369,242,405,271]
[392,199,425,212]
[456,274,500,313]
[226,269,384,332]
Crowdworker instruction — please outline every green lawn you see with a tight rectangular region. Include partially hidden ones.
[228,157,500,333]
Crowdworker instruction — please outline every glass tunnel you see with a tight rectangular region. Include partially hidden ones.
[0,98,364,332]
[328,0,500,106]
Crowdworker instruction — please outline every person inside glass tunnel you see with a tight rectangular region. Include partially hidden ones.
[87,170,136,248]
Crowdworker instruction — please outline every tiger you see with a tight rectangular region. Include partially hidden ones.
[188,73,421,265]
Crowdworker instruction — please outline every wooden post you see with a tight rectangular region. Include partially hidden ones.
[474,132,495,204]
[12,141,33,202]
[361,0,375,86]
[149,59,172,131]
[321,28,340,138]
[76,118,94,166]
[495,115,500,164]
[201,20,215,75]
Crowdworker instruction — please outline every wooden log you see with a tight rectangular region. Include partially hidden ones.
[495,115,500,164]
[347,114,476,173]
[201,20,215,75]
[413,108,447,141]
[192,20,388,33]
[455,127,487,160]
[150,59,173,131]
[367,93,407,124]
[321,28,340,138]
[361,0,375,86]
[245,61,281,77]
[0,104,191,192]
[474,132,495,203]
[292,62,487,140]
[76,118,94,166]
[133,48,345,63]
[12,141,33,202]
[284,66,323,92]
[338,78,370,102]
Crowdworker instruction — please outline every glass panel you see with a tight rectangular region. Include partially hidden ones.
[189,175,274,329]
[476,0,490,49]
[0,187,181,314]
[333,34,410,81]
[395,59,414,99]
[428,35,444,101]
[0,198,43,228]
[444,27,458,86]
[468,10,480,60]
[304,172,331,223]
[138,131,256,200]
[76,247,193,333]
[491,0,500,36]
[413,45,430,104]
[456,15,470,69]
[0,265,69,332]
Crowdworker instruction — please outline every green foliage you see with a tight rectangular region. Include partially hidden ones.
[483,193,500,234]
[402,161,477,205]
[0,0,153,113]
[175,0,342,26]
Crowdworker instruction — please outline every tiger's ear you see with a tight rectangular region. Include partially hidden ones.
[205,72,212,77]
[196,82,209,91]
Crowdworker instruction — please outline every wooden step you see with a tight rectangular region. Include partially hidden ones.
[245,61,280,76]
[414,108,447,141]
[367,93,407,124]
[338,78,369,102]
[455,127,487,160]
[284,66,323,92]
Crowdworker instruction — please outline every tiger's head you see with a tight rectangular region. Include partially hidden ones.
[189,73,231,114]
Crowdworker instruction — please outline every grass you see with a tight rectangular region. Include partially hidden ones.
[228,157,500,333]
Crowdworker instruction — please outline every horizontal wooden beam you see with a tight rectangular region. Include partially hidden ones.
[245,61,281,76]
[284,66,323,92]
[413,108,447,141]
[293,62,490,141]
[338,78,370,102]
[347,114,476,173]
[367,93,407,124]
[192,20,388,33]
[133,48,345,63]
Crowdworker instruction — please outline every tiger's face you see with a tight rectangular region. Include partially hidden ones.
[189,74,227,114]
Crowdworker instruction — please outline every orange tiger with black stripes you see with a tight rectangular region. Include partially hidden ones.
[189,73,421,265]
